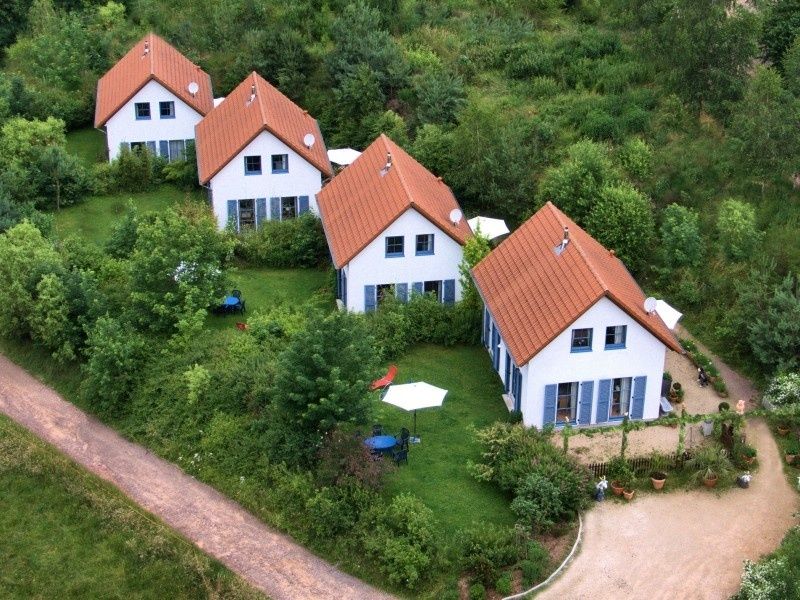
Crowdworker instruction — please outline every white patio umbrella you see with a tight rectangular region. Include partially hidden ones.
[382,382,448,441]
[327,147,362,166]
[467,216,510,240]
[655,299,683,330]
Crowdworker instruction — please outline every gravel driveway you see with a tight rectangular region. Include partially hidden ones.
[0,354,395,600]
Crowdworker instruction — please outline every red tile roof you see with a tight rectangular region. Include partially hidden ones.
[195,72,332,184]
[316,134,472,268]
[94,33,213,128]
[472,202,682,366]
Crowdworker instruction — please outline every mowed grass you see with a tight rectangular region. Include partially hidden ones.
[53,185,206,245]
[66,128,106,166]
[0,415,262,600]
[375,345,516,532]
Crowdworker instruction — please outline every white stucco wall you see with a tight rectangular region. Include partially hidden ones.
[487,296,667,429]
[344,208,465,312]
[207,130,324,229]
[105,80,203,161]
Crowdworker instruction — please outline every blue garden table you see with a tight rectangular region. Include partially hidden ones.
[364,435,396,453]
[224,296,240,307]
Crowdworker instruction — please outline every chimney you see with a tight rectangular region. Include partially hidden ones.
[553,226,570,256]
[143,41,150,57]
[380,152,393,176]
[246,84,256,106]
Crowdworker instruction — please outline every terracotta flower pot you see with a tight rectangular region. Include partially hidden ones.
[623,489,635,501]
[777,425,790,436]
[610,480,625,496]
[650,473,666,490]
[703,474,718,488]
[743,456,755,466]
[786,453,796,466]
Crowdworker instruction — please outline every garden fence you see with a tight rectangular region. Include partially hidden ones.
[587,451,693,478]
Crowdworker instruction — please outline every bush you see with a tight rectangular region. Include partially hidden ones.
[495,572,513,595]
[316,426,394,490]
[521,541,549,585]
[457,523,519,585]
[764,373,800,408]
[305,482,378,540]
[112,145,159,192]
[234,213,328,268]
[468,583,486,600]
[511,467,588,532]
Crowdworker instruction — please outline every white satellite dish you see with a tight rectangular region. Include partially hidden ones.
[449,208,463,226]
[303,133,315,148]
[644,297,658,314]
[187,81,200,96]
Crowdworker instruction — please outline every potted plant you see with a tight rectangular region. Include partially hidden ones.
[718,402,730,412]
[686,445,734,489]
[777,423,791,436]
[785,439,800,465]
[670,382,683,403]
[623,486,636,501]
[649,452,669,490]
[738,444,757,466]
[608,456,633,496]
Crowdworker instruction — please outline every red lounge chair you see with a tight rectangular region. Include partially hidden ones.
[235,322,248,331]
[370,365,397,391]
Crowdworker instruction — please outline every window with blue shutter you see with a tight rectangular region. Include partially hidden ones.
[396,283,408,303]
[298,195,309,214]
[512,367,522,412]
[504,351,511,392]
[630,376,647,419]
[227,199,238,232]
[364,285,376,312]
[412,282,423,296]
[342,270,347,305]
[579,381,594,425]
[483,309,491,349]
[256,198,267,227]
[443,279,455,305]
[270,197,280,220]
[543,384,557,426]
[491,324,500,370]
[596,379,611,423]
[159,140,169,159]
[146,141,157,154]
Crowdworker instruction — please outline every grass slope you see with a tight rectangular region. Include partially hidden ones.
[66,128,106,167]
[0,415,262,600]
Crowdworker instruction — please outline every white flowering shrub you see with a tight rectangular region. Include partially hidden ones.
[764,373,800,408]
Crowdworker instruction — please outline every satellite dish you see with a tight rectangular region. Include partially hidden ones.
[187,81,199,96]
[449,208,463,226]
[644,297,658,314]
[303,133,315,148]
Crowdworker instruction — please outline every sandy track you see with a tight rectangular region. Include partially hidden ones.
[0,354,395,600]
[539,332,799,600]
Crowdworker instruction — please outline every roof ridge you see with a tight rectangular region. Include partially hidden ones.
[549,202,608,294]
[148,32,155,76]
[383,135,415,206]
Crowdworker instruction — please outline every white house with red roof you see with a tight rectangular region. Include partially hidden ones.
[317,134,472,312]
[195,72,332,231]
[95,33,213,162]
[471,202,682,429]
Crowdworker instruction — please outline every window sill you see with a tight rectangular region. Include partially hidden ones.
[135,117,151,121]
[605,344,626,350]
[159,115,176,119]
[415,251,434,256]
[385,253,404,258]
[244,171,262,176]
[554,420,578,428]
[271,169,289,174]
[570,347,592,353]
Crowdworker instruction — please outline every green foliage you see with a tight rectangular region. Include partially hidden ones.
[617,137,653,181]
[783,35,800,96]
[716,199,762,262]
[511,466,588,532]
[111,145,159,193]
[765,373,800,408]
[495,572,513,595]
[659,203,703,268]
[235,213,328,268]
[749,274,800,374]
[305,482,378,540]
[363,493,438,589]
[734,527,800,600]
[585,183,655,272]
[457,523,519,585]
[412,68,465,125]
[459,232,492,310]
[468,582,486,600]
[267,310,378,465]
[761,0,800,67]
[315,426,394,490]
[684,443,734,485]
[104,201,141,259]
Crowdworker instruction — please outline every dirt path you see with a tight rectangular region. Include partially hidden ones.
[539,335,798,600]
[0,355,395,600]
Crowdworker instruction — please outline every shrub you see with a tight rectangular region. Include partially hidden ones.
[719,402,730,412]
[685,444,734,485]
[468,583,486,600]
[305,482,378,540]
[495,572,513,595]
[234,213,328,268]
[112,144,158,192]
[521,541,549,584]
[764,373,800,408]
[511,466,588,532]
[316,426,394,490]
[457,524,519,585]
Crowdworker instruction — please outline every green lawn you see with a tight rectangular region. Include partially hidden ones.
[0,415,261,600]
[375,345,516,533]
[53,185,206,245]
[66,128,106,167]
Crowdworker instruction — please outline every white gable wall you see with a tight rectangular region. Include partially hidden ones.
[486,296,667,429]
[208,130,324,229]
[343,208,465,312]
[105,80,203,161]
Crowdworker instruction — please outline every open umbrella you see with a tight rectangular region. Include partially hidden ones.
[467,216,510,240]
[382,382,447,442]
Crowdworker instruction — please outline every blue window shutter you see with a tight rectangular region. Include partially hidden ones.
[579,381,594,425]
[491,325,500,370]
[364,285,376,312]
[483,309,491,348]
[159,140,169,159]
[631,376,647,419]
[270,197,280,220]
[596,379,611,423]
[298,195,310,214]
[504,351,511,392]
[255,198,267,227]
[226,200,238,231]
[543,384,557,426]
[513,367,522,411]
[342,270,347,305]
[146,141,156,154]
[412,281,423,295]
[396,282,408,303]
[443,279,455,305]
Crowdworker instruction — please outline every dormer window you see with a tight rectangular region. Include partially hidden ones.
[135,102,151,120]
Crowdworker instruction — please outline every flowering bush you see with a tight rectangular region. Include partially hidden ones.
[764,373,800,408]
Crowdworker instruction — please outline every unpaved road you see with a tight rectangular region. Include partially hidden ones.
[0,354,395,600]
[540,333,799,600]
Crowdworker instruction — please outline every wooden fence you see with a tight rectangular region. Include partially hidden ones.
[587,451,692,478]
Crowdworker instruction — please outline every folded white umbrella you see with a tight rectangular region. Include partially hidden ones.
[467,216,510,240]
[382,382,447,440]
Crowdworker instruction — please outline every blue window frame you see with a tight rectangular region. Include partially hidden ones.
[556,381,578,424]
[271,154,288,173]
[135,102,151,120]
[385,236,404,257]
[244,155,262,175]
[570,328,593,352]
[415,233,434,255]
[609,377,632,419]
[605,325,627,349]
[159,101,175,118]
